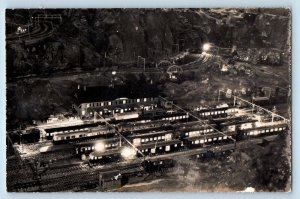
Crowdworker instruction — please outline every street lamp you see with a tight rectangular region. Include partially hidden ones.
[121,147,136,160]
[202,43,211,52]
[94,142,105,152]
[20,133,23,153]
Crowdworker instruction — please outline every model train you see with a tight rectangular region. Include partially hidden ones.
[85,121,288,165]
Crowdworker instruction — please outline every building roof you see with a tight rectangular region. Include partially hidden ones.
[74,84,160,104]
[128,130,173,139]
[183,132,225,141]
[73,137,120,147]
[44,122,104,133]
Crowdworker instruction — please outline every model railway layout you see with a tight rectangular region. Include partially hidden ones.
[7,96,290,191]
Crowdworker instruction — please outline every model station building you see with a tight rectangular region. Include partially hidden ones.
[73,84,160,118]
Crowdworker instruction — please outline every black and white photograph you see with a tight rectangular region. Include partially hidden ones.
[6,8,291,192]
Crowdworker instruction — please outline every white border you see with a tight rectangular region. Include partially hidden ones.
[1,0,298,199]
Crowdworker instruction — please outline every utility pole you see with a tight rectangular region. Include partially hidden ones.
[233,96,236,106]
[99,172,103,189]
[218,90,221,102]
[138,56,145,72]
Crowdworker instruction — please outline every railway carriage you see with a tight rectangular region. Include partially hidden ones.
[197,107,229,119]
[137,139,182,156]
[51,125,115,144]
[178,124,217,139]
[89,149,121,165]
[194,143,236,161]
[219,118,257,135]
[183,132,235,149]
[74,137,121,157]
[237,122,288,140]
[142,159,176,173]
[128,130,174,146]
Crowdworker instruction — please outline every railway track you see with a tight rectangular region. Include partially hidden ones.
[6,22,54,45]
[12,133,282,191]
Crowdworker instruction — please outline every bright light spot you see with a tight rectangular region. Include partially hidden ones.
[121,147,136,159]
[135,26,139,31]
[202,43,211,52]
[112,71,117,75]
[240,187,255,192]
[95,142,105,152]
[89,153,94,159]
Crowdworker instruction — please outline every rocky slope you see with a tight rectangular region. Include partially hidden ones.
[6,8,290,78]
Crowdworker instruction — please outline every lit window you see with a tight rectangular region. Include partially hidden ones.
[200,140,204,144]
[144,98,147,102]
[137,99,140,102]
[195,140,199,144]
[123,100,126,104]
[108,101,111,105]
